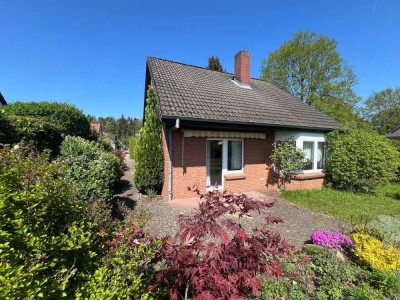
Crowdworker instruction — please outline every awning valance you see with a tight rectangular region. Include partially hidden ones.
[183,130,266,139]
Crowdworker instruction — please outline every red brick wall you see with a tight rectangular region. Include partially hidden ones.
[161,127,325,200]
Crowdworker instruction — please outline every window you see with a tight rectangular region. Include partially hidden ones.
[206,139,243,188]
[301,140,327,171]
[303,141,314,170]
[228,140,243,171]
[317,142,326,169]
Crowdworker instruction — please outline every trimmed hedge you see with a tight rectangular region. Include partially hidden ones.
[60,136,123,201]
[328,130,400,193]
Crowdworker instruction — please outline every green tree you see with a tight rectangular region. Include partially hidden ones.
[363,87,400,134]
[206,55,224,72]
[270,139,306,190]
[261,31,361,126]
[134,87,164,194]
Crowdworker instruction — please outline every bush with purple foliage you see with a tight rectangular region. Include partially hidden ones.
[311,230,352,249]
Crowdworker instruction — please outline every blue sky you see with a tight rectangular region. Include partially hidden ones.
[0,0,399,118]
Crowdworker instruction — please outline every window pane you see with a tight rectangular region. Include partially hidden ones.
[207,140,223,186]
[317,142,326,169]
[228,140,242,171]
[303,141,314,170]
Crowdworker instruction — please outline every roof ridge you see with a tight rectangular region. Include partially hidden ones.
[147,56,231,75]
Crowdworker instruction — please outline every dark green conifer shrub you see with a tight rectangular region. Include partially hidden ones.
[134,87,164,194]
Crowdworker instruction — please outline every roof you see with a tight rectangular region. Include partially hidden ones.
[90,123,104,134]
[0,92,7,106]
[146,57,341,131]
[387,124,400,140]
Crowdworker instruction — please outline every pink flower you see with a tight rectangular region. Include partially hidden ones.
[311,230,352,249]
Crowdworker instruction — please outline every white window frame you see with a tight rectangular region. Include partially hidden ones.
[206,138,244,190]
[275,131,327,173]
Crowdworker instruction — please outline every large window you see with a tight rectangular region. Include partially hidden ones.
[301,141,326,171]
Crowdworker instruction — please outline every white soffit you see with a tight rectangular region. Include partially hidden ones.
[183,130,266,139]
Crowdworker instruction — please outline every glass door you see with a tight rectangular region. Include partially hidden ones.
[206,140,223,188]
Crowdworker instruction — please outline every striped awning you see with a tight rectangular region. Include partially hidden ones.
[183,130,266,139]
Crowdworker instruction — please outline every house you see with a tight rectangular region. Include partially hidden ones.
[90,123,105,136]
[144,50,341,200]
[0,92,7,106]
[387,124,400,140]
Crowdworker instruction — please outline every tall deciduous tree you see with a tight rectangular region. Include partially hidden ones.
[206,55,224,72]
[134,87,164,194]
[261,31,361,126]
[363,87,400,134]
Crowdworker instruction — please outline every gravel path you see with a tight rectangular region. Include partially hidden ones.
[118,155,349,248]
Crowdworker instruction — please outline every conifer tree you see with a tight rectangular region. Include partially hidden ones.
[206,55,224,72]
[133,87,164,194]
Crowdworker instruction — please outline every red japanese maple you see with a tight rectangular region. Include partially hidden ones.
[157,187,293,300]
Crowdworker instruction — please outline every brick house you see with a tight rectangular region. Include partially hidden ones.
[144,51,341,200]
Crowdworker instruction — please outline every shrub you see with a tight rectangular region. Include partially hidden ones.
[351,233,400,271]
[157,188,293,299]
[2,101,92,139]
[129,136,138,159]
[0,143,100,299]
[60,136,123,201]
[270,138,306,190]
[76,222,160,300]
[327,129,400,193]
[134,87,164,194]
[367,215,400,244]
[0,112,17,144]
[311,230,353,249]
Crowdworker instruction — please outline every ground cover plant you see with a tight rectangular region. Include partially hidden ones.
[281,182,400,224]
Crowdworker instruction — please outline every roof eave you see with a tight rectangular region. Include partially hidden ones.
[161,115,341,132]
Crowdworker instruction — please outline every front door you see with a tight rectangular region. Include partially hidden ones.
[206,140,223,188]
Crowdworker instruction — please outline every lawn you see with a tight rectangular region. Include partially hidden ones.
[281,182,400,224]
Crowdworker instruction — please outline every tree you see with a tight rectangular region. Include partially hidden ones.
[270,139,306,190]
[261,31,361,126]
[206,55,224,72]
[363,87,400,134]
[134,87,164,194]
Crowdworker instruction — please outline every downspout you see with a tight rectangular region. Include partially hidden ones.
[168,119,180,202]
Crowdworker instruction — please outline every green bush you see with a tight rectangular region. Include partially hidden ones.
[129,136,138,159]
[367,215,400,244]
[60,136,123,201]
[327,129,400,193]
[134,87,164,194]
[0,112,17,144]
[0,143,100,299]
[345,283,385,300]
[76,223,159,300]
[270,138,306,190]
[3,101,92,139]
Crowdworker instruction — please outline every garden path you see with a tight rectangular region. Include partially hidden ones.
[121,155,350,248]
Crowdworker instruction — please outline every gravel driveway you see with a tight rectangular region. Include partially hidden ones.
[119,155,349,248]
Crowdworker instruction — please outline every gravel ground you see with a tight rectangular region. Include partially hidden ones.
[119,155,349,248]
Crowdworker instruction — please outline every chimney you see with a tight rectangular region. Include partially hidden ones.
[234,50,251,85]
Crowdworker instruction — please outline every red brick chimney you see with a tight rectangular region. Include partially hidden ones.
[234,50,251,85]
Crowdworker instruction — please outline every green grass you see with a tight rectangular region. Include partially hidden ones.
[281,182,400,224]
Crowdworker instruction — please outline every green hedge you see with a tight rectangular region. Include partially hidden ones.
[328,129,400,193]
[60,136,123,201]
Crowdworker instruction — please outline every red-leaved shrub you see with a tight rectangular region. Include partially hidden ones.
[157,187,293,300]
